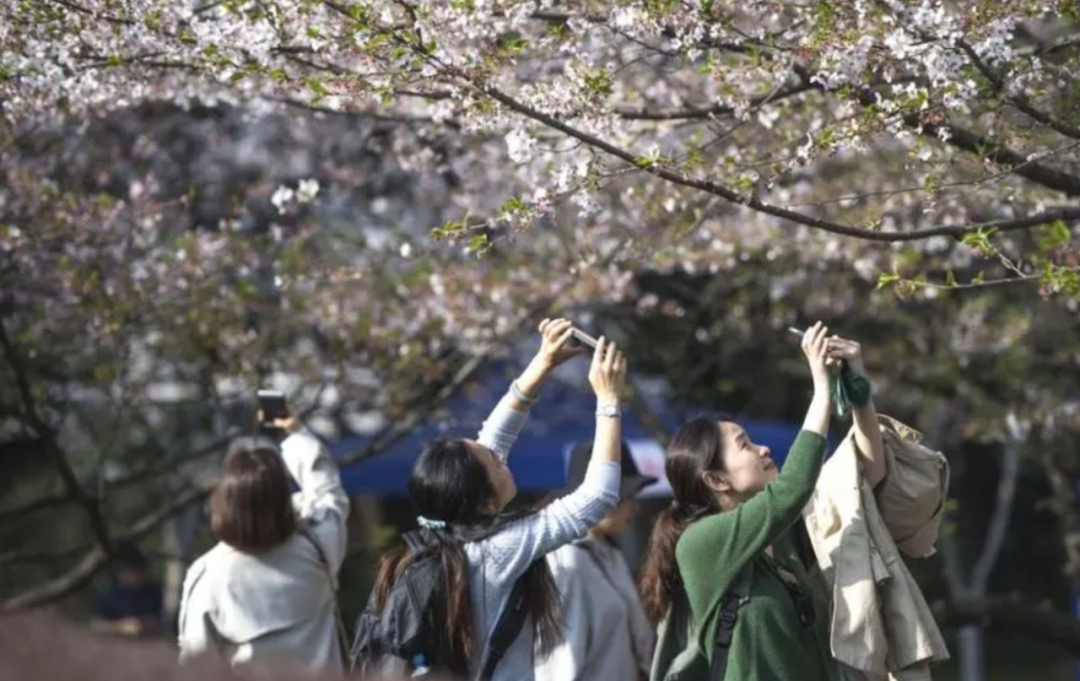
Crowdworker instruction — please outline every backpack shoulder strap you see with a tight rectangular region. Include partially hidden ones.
[709,563,754,681]
[474,576,531,681]
[402,530,426,554]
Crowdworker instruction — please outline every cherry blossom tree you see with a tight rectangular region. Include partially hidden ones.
[4,0,1080,296]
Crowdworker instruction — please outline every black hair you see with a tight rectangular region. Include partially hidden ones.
[639,416,731,621]
[373,438,562,676]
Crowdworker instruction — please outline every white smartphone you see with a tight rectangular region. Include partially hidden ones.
[570,328,598,349]
[257,389,289,421]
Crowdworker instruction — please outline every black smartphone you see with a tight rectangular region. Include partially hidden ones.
[257,389,289,421]
[569,328,599,349]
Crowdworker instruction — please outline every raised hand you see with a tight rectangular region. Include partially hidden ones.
[826,335,865,373]
[535,318,587,370]
[588,337,627,404]
[801,322,831,389]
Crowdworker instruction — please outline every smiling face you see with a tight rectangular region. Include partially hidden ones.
[715,421,776,497]
[465,439,517,513]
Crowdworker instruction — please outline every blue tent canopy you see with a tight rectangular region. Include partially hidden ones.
[331,363,807,496]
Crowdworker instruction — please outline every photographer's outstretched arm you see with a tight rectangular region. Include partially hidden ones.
[851,395,887,488]
[478,318,586,458]
[847,358,887,489]
[826,336,887,488]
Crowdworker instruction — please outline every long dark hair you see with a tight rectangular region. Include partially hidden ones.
[639,417,729,622]
[373,438,562,675]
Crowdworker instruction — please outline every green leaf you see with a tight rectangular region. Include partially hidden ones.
[876,271,899,291]
[467,233,491,256]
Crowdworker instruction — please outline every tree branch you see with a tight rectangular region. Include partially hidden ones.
[956,39,1080,142]
[337,353,488,467]
[970,417,1024,594]
[471,79,1080,242]
[0,317,115,558]
[1,485,209,610]
[0,432,236,525]
[935,596,1080,657]
[614,80,818,121]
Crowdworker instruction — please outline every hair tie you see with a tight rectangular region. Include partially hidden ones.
[417,515,447,530]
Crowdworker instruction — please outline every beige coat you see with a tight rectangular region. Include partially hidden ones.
[802,416,951,681]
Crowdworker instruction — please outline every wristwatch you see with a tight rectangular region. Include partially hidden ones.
[596,402,622,418]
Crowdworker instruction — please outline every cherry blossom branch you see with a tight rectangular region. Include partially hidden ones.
[695,44,1080,197]
[956,39,1080,142]
[613,80,818,121]
[472,78,1080,242]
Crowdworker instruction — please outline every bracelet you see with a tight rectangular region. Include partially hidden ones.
[596,402,622,418]
[510,380,538,404]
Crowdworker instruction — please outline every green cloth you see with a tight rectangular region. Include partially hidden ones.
[675,431,839,681]
[830,364,872,418]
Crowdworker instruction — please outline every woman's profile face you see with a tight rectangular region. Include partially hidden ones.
[466,440,517,513]
[715,421,776,496]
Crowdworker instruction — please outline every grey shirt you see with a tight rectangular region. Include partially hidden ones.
[466,391,621,681]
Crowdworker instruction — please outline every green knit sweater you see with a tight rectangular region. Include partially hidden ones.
[675,430,838,681]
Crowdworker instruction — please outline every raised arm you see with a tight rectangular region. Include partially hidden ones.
[265,414,350,573]
[678,323,833,590]
[477,318,587,457]
[481,338,627,579]
[828,336,887,488]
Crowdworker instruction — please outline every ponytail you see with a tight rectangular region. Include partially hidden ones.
[639,502,715,622]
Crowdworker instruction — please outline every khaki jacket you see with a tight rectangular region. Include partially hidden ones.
[802,416,951,681]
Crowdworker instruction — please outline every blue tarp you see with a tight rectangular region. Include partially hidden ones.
[331,363,807,496]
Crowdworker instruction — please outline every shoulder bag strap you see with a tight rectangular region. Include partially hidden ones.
[474,576,531,681]
[299,526,351,669]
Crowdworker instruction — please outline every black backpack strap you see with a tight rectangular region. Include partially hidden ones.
[402,531,426,554]
[475,577,530,681]
[791,519,816,570]
[709,564,753,681]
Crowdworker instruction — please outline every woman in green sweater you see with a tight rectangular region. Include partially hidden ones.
[640,321,843,681]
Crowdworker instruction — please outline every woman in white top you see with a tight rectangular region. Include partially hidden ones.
[536,440,657,681]
[370,318,628,681]
[177,416,349,674]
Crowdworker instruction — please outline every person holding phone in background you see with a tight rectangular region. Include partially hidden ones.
[535,440,657,681]
[177,397,350,674]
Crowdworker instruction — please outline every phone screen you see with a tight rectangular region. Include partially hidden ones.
[257,390,289,420]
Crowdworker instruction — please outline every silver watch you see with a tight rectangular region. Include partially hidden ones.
[596,402,622,418]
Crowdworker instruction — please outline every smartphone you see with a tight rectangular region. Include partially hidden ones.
[569,328,598,349]
[257,389,289,421]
